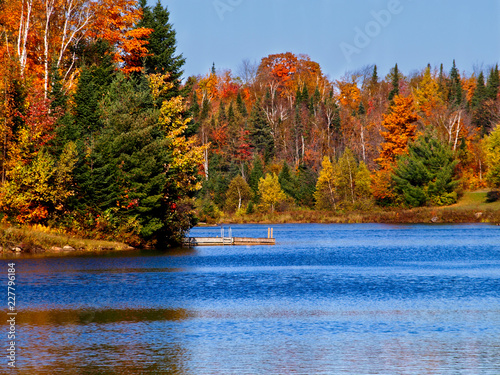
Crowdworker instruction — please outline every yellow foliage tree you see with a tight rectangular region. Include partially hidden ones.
[258,173,287,213]
[150,73,208,194]
[314,156,337,210]
[483,123,500,188]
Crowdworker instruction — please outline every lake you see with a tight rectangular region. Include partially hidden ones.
[2,223,500,374]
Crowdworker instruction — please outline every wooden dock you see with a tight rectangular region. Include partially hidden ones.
[182,237,275,246]
[183,227,275,247]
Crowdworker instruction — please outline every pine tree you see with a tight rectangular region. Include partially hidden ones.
[392,132,458,207]
[295,163,317,207]
[236,91,248,117]
[248,155,264,198]
[278,161,297,199]
[471,71,490,135]
[448,60,463,107]
[218,101,227,125]
[388,63,400,102]
[486,64,499,100]
[190,91,200,119]
[137,0,185,95]
[249,102,274,162]
[227,101,236,125]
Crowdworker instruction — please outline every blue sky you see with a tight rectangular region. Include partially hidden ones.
[156,0,500,80]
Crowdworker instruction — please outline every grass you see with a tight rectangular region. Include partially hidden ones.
[0,224,134,254]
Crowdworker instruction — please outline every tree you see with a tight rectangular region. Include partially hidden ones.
[225,175,252,211]
[278,161,297,199]
[448,60,463,107]
[258,173,287,213]
[471,71,489,135]
[486,65,499,100]
[392,133,459,207]
[137,0,185,96]
[294,163,317,207]
[388,63,400,102]
[377,95,419,168]
[248,155,264,198]
[83,72,204,245]
[249,102,274,162]
[314,156,337,210]
[484,124,500,188]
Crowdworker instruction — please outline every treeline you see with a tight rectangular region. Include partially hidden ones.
[1,0,500,243]
[187,55,500,220]
[0,0,202,246]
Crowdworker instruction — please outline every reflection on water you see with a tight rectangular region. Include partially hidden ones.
[2,224,500,374]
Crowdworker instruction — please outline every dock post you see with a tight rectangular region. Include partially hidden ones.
[268,227,270,238]
[271,227,273,238]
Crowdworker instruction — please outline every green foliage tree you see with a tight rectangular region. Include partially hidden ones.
[236,91,248,117]
[249,102,274,162]
[392,133,459,207]
[294,163,317,207]
[85,73,201,245]
[258,173,287,213]
[278,161,297,199]
[486,65,499,100]
[248,155,264,199]
[448,60,463,107]
[471,71,490,135]
[483,124,500,188]
[388,63,400,102]
[137,0,185,96]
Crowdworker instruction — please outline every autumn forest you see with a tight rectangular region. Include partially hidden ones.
[1,0,500,246]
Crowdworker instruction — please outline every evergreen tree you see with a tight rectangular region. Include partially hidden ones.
[190,91,200,119]
[448,60,463,107]
[294,163,317,207]
[392,132,459,207]
[227,101,236,124]
[200,97,210,121]
[236,91,248,117]
[278,161,297,199]
[88,73,200,245]
[249,102,274,162]
[471,71,490,135]
[388,63,400,102]
[486,64,499,100]
[369,65,378,94]
[137,0,185,95]
[248,155,264,199]
[218,101,227,125]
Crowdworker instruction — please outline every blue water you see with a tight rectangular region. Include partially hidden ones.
[2,223,500,374]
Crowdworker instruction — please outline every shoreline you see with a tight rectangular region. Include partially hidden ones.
[2,190,499,256]
[0,225,135,257]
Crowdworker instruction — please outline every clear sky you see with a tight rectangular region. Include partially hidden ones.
[155,0,500,80]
